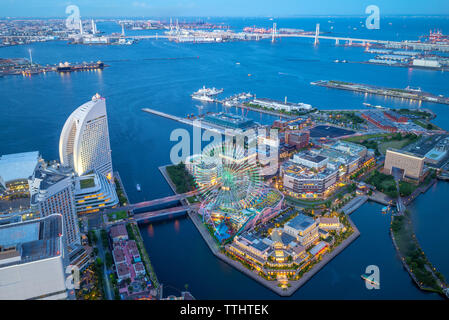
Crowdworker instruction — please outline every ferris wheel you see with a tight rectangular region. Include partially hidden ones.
[193,142,264,216]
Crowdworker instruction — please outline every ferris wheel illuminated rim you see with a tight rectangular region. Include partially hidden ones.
[193,142,264,211]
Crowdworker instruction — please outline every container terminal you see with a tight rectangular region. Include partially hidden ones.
[311,80,449,105]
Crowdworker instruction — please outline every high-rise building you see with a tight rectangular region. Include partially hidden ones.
[384,149,425,182]
[29,164,81,251]
[0,214,71,300]
[59,94,113,179]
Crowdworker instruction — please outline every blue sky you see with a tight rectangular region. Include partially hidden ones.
[1,0,449,17]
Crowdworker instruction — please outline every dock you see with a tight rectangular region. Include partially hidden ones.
[312,80,449,106]
[141,108,258,136]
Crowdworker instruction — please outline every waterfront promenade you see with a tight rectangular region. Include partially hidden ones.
[340,196,368,215]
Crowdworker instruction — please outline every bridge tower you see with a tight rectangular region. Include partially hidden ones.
[335,38,339,45]
[271,22,277,43]
[314,23,320,46]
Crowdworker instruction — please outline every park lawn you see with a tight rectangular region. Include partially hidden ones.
[107,210,128,221]
[378,138,413,155]
[413,119,439,130]
[343,133,391,143]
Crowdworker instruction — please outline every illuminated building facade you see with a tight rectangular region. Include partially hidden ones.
[283,214,319,248]
[281,141,371,198]
[59,94,113,179]
[29,164,81,251]
[74,172,119,215]
[384,148,425,181]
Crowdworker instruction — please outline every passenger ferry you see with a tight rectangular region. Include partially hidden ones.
[193,86,223,96]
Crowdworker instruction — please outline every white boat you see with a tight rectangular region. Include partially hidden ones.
[192,94,214,102]
[193,86,223,96]
[136,184,141,191]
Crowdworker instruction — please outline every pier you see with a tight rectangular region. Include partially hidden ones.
[141,107,253,136]
[312,80,449,106]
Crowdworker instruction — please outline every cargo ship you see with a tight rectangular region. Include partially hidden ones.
[56,61,105,72]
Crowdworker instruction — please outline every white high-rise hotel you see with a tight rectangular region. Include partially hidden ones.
[59,94,113,179]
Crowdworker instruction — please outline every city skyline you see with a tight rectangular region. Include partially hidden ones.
[1,1,449,304]
[0,0,449,17]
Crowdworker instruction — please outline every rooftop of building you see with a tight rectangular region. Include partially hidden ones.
[318,148,360,166]
[32,164,73,190]
[310,241,328,256]
[253,97,312,108]
[0,214,63,268]
[270,229,297,247]
[384,110,408,119]
[203,112,255,129]
[116,262,130,277]
[386,148,426,160]
[282,160,338,180]
[110,224,128,239]
[285,214,315,232]
[0,151,40,184]
[294,152,327,164]
[113,247,126,263]
[319,216,340,225]
[249,239,270,252]
[331,140,367,155]
[362,110,397,128]
[404,134,449,157]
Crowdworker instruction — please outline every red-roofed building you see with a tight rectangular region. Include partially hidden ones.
[133,262,146,277]
[126,240,141,261]
[116,262,131,281]
[110,224,128,243]
[113,247,126,264]
[383,111,408,123]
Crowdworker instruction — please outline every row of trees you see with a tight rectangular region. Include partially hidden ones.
[366,171,398,198]
[166,162,196,194]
